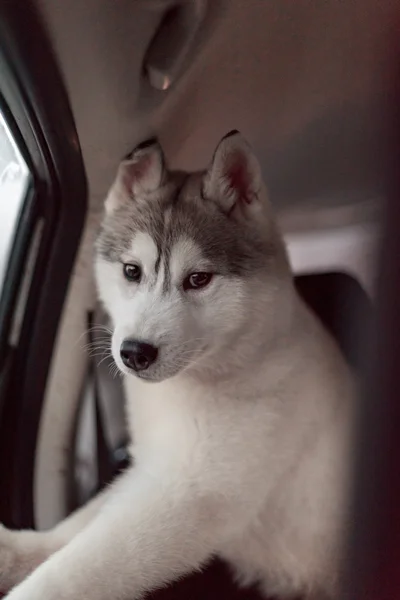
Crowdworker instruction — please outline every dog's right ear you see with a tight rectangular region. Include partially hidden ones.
[105,139,165,213]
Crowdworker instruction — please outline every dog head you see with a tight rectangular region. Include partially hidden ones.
[95,132,292,382]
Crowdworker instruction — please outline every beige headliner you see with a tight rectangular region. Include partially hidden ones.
[37,0,394,209]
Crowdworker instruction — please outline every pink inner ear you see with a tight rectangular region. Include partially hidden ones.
[131,155,152,181]
[122,155,152,190]
[227,153,252,204]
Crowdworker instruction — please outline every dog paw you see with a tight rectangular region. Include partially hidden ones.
[0,524,19,594]
[0,524,52,595]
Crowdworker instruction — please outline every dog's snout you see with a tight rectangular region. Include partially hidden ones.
[120,339,158,372]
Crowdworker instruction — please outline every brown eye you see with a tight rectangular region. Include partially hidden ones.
[123,263,142,282]
[183,272,213,291]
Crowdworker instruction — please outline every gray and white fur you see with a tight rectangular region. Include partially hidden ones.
[0,132,355,600]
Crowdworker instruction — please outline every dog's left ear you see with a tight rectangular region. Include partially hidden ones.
[203,131,263,219]
[105,139,165,213]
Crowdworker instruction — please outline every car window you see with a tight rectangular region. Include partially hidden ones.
[0,109,30,297]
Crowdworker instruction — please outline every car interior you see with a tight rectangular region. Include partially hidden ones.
[0,1,398,598]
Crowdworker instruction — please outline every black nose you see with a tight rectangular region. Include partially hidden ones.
[120,340,158,372]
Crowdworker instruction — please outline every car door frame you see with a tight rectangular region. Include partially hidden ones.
[0,0,87,529]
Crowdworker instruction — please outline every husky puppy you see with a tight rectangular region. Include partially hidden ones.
[0,132,354,600]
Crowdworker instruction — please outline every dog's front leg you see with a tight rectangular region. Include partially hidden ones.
[4,469,223,600]
[0,482,115,593]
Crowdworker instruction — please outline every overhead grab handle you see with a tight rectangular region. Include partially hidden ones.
[144,0,207,91]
